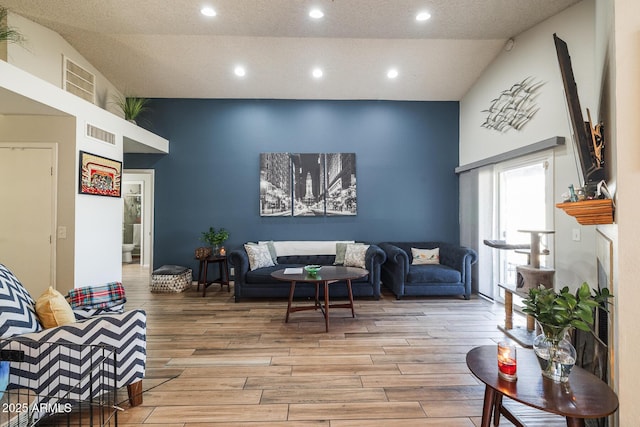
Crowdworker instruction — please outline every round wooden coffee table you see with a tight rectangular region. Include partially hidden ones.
[466,345,618,427]
[271,266,368,332]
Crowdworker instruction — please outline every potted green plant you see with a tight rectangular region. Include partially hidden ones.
[522,282,612,382]
[113,93,149,123]
[0,6,25,44]
[201,227,229,255]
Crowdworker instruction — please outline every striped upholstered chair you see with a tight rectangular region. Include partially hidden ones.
[0,263,146,417]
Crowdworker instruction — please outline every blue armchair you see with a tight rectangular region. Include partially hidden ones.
[379,242,478,300]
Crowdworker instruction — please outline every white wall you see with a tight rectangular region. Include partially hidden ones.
[7,12,122,112]
[611,0,640,423]
[459,0,598,289]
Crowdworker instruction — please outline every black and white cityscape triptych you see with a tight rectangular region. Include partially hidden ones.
[259,153,357,217]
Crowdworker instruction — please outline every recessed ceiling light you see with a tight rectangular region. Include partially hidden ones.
[234,66,246,77]
[416,11,431,21]
[309,9,324,19]
[387,69,399,79]
[201,6,217,17]
[312,68,323,79]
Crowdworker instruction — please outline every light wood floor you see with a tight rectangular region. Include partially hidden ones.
[114,264,566,427]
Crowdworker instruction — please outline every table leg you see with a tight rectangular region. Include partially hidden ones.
[197,259,205,291]
[202,260,209,297]
[324,281,330,332]
[286,281,296,323]
[223,257,230,292]
[346,279,355,318]
[493,394,502,426]
[315,283,320,310]
[565,417,585,427]
[481,385,496,427]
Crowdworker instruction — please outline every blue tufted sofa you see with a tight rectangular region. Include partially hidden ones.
[379,242,478,300]
[229,241,386,302]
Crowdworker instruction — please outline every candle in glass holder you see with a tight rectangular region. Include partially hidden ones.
[219,247,226,256]
[497,341,517,381]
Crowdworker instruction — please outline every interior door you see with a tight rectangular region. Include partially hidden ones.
[0,145,56,296]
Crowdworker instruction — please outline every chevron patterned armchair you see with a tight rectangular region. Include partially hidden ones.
[0,264,146,416]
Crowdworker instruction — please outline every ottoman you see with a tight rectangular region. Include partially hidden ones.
[151,265,192,293]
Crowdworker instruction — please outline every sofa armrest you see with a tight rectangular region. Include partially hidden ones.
[229,248,250,282]
[1,309,146,403]
[438,244,478,299]
[363,244,386,299]
[379,243,410,298]
[379,242,409,272]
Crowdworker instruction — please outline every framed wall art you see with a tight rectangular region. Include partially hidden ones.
[79,151,122,197]
[260,152,356,216]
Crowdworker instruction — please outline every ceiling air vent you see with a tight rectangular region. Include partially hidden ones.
[63,56,96,103]
[86,123,115,145]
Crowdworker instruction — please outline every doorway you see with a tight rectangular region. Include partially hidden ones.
[494,154,554,302]
[0,144,57,296]
[122,170,154,268]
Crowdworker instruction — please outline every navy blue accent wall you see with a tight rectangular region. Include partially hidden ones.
[125,99,460,270]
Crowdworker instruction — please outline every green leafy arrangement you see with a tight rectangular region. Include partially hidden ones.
[201,227,229,246]
[113,93,149,122]
[522,282,612,339]
[0,6,25,44]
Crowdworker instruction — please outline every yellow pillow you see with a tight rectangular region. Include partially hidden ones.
[35,287,76,328]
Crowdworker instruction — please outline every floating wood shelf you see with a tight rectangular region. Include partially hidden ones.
[556,199,614,225]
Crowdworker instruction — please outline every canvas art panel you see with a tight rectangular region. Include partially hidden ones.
[292,153,325,216]
[259,153,292,216]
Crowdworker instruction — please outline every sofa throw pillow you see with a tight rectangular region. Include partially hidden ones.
[343,244,369,269]
[263,241,279,264]
[35,287,76,329]
[245,243,275,271]
[334,242,363,265]
[411,247,440,265]
[0,263,43,338]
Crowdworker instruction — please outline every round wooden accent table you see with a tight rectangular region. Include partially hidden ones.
[271,266,368,332]
[466,345,618,427]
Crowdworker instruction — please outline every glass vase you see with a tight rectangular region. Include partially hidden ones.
[532,322,577,383]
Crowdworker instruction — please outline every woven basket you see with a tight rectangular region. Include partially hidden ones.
[195,246,212,260]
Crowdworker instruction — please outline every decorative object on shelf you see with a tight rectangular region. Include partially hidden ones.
[0,6,25,44]
[523,282,612,383]
[481,76,544,132]
[194,246,212,260]
[304,265,321,277]
[497,341,517,382]
[78,151,122,197]
[260,153,357,217]
[201,227,229,255]
[113,93,149,123]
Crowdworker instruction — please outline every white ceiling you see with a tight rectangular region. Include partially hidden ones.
[3,0,580,101]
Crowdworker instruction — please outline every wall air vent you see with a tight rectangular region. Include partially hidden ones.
[63,56,96,103]
[86,123,115,145]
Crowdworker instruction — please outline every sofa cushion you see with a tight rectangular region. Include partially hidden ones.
[344,244,369,268]
[0,264,43,338]
[35,287,76,328]
[406,264,461,284]
[411,247,440,265]
[246,264,303,284]
[245,243,275,271]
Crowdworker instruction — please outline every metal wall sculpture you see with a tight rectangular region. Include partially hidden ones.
[260,153,356,217]
[481,76,544,132]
